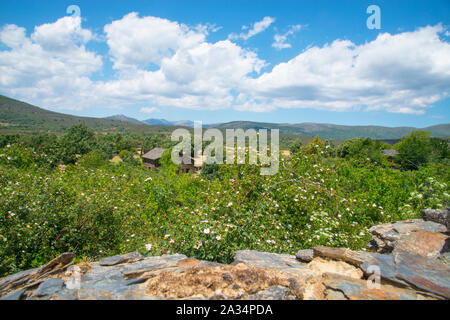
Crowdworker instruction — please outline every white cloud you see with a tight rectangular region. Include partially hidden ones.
[0,14,449,117]
[0,16,102,110]
[95,38,264,110]
[238,25,450,114]
[97,13,265,110]
[272,25,302,50]
[229,16,275,41]
[140,107,160,114]
[0,25,27,48]
[104,12,206,70]
[31,16,93,52]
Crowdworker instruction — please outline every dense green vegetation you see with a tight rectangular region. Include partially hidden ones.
[0,124,448,277]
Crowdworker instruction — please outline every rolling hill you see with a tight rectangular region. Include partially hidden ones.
[0,95,174,135]
[0,95,448,140]
[207,121,450,140]
[143,119,195,127]
[104,114,143,124]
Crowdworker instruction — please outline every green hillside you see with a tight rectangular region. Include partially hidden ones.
[0,95,172,135]
[208,121,450,140]
[1,95,448,140]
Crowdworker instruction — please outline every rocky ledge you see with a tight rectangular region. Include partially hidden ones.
[1,208,449,300]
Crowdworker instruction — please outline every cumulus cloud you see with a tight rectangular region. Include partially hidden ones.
[0,16,102,110]
[0,25,27,48]
[104,12,206,70]
[97,13,265,110]
[0,14,449,116]
[31,16,93,52]
[239,25,450,114]
[140,107,160,114]
[272,25,302,50]
[229,16,275,40]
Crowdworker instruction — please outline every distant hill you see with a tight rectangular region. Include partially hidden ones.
[105,114,143,124]
[143,118,194,127]
[0,95,448,139]
[143,118,175,126]
[206,121,450,140]
[0,95,173,135]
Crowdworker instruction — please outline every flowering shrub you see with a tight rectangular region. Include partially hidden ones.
[0,142,448,277]
[399,176,449,219]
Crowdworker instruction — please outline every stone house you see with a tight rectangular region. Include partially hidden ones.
[142,147,166,170]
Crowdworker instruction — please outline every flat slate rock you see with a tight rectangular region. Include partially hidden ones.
[312,246,370,266]
[248,286,295,300]
[313,244,450,299]
[233,250,315,281]
[77,279,148,300]
[86,254,187,282]
[99,252,143,266]
[0,288,26,300]
[0,268,38,291]
[393,249,450,299]
[34,278,65,297]
[358,250,450,299]
[234,250,304,269]
[323,273,426,300]
[394,230,448,258]
[367,219,448,254]
[76,254,188,299]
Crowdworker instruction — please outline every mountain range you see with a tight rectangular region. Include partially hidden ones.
[142,119,195,127]
[104,115,195,127]
[107,116,449,140]
[0,95,449,140]
[207,121,450,140]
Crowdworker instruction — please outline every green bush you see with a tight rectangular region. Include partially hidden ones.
[78,151,108,168]
[394,131,433,170]
[0,129,448,277]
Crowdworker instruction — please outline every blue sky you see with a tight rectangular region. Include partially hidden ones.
[0,0,449,127]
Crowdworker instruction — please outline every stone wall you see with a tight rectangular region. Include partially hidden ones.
[1,209,448,300]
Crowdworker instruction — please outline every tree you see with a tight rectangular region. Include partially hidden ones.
[117,149,139,165]
[57,125,96,164]
[394,131,432,170]
[78,151,108,168]
[305,136,324,155]
[430,137,450,161]
[289,139,303,154]
[159,148,178,175]
[336,137,386,167]
[95,135,115,159]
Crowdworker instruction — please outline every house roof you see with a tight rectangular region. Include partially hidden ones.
[142,148,202,167]
[142,148,166,160]
[382,149,399,156]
